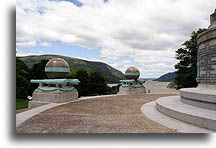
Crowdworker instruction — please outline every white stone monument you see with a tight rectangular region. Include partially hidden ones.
[144,9,216,132]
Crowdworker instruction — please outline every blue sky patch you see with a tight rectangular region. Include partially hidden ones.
[50,0,83,7]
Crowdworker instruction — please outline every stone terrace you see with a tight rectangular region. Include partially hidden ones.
[16,94,177,133]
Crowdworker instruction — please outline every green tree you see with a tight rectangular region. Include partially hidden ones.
[88,71,109,95]
[30,60,48,93]
[69,68,119,97]
[174,28,206,89]
[72,68,90,97]
[16,58,31,99]
[31,60,48,79]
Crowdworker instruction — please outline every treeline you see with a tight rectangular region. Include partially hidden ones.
[16,58,120,100]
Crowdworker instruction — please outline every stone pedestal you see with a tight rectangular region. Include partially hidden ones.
[29,87,78,108]
[32,89,78,103]
[180,87,216,111]
[118,86,146,94]
[28,58,80,108]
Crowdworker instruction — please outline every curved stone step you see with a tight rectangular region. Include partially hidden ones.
[180,88,216,103]
[156,96,216,131]
[180,97,216,111]
[141,101,214,133]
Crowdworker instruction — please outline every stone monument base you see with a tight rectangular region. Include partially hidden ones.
[180,84,216,110]
[118,86,146,94]
[141,9,216,132]
[148,84,216,131]
[29,88,78,108]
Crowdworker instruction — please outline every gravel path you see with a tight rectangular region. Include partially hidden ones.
[16,94,178,133]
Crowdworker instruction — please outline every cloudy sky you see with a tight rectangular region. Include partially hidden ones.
[16,0,216,78]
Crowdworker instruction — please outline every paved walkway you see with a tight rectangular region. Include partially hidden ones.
[16,94,124,127]
[16,103,59,127]
[16,94,177,133]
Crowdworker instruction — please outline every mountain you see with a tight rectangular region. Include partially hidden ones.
[154,72,176,82]
[17,54,125,83]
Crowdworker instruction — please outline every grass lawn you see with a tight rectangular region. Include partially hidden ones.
[16,99,28,110]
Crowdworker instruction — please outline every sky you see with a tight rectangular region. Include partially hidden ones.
[16,0,216,78]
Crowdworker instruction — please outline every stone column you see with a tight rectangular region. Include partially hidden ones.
[196,9,216,88]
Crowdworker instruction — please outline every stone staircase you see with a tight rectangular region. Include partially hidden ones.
[154,88,216,131]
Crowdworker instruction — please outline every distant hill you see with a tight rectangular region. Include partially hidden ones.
[154,72,176,82]
[17,54,125,83]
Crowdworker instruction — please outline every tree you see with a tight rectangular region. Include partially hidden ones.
[72,68,90,97]
[16,58,31,99]
[174,28,206,89]
[88,71,109,95]
[30,60,48,93]
[69,68,118,97]
[31,60,48,79]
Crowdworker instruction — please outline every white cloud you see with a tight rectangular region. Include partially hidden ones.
[16,50,43,57]
[16,0,216,77]
[40,41,51,47]
[16,40,36,48]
